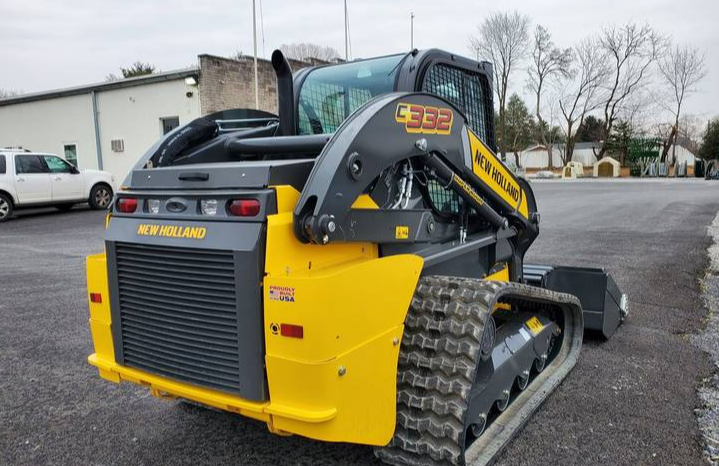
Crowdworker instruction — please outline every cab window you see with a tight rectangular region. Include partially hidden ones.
[0,155,5,174]
[422,63,492,144]
[15,155,47,174]
[297,54,403,135]
[43,155,73,173]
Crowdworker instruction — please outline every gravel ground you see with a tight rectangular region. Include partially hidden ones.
[1,179,718,466]
[495,179,719,466]
[693,211,719,464]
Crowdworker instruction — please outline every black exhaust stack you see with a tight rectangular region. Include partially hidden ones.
[271,50,296,136]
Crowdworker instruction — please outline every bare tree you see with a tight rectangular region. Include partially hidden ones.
[469,11,531,160]
[527,25,572,168]
[543,92,564,168]
[596,23,666,159]
[0,88,22,99]
[657,44,706,163]
[558,38,609,165]
[677,114,704,154]
[279,43,341,62]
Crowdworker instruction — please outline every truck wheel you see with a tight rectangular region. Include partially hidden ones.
[89,184,113,210]
[0,193,13,222]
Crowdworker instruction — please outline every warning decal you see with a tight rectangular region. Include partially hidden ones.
[525,316,544,336]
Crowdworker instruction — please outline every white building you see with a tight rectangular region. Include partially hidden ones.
[0,54,314,183]
[519,141,696,169]
[0,69,201,182]
[518,144,564,168]
[519,142,602,168]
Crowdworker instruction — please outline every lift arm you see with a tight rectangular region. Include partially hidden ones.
[293,92,539,252]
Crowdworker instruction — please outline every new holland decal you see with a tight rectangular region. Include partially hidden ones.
[468,130,529,219]
[395,103,453,135]
[136,224,207,239]
[452,174,485,207]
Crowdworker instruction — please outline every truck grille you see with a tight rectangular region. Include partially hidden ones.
[114,242,242,394]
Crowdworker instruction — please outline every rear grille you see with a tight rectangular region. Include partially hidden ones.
[114,242,242,394]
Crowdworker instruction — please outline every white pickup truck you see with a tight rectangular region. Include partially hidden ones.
[0,149,115,222]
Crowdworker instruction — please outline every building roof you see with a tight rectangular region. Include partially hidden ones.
[0,67,199,107]
[573,142,601,150]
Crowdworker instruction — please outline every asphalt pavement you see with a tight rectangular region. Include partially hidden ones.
[1,179,718,466]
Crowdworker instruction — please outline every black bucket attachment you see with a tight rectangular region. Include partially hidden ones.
[524,264,628,339]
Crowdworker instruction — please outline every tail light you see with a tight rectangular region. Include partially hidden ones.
[280,323,304,338]
[228,199,260,217]
[116,198,138,213]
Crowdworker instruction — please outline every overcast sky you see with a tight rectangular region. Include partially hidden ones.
[1,0,717,122]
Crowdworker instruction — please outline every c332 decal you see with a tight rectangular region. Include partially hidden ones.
[395,103,453,135]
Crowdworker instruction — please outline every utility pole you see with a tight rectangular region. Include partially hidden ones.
[344,0,349,60]
[410,12,414,49]
[252,0,259,109]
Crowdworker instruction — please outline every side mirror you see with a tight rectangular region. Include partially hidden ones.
[70,166,80,174]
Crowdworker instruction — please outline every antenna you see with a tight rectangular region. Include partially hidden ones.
[345,0,350,61]
[411,12,414,49]
[252,0,259,109]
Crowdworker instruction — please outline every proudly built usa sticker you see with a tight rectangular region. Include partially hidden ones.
[268,285,295,302]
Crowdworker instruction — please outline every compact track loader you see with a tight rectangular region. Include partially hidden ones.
[86,49,627,466]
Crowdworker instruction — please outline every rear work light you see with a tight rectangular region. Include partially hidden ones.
[228,199,260,217]
[147,199,160,214]
[200,199,218,216]
[116,198,138,213]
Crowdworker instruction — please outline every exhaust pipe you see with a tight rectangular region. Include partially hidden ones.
[271,49,296,136]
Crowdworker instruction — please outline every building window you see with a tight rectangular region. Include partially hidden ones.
[63,144,78,166]
[161,116,180,135]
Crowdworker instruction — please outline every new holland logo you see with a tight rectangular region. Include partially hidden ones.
[395,102,453,135]
[136,224,207,239]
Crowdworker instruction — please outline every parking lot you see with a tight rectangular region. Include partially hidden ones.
[1,179,718,466]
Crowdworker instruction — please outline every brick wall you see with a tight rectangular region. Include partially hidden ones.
[197,54,312,116]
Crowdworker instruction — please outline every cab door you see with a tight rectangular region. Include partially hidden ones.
[14,155,52,204]
[42,155,84,201]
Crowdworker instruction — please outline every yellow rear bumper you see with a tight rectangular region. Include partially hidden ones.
[88,353,274,423]
[86,237,422,445]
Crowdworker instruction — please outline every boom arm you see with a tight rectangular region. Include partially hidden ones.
[293,93,539,258]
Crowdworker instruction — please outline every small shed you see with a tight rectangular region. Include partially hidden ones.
[593,156,620,178]
[562,161,584,179]
[561,165,576,179]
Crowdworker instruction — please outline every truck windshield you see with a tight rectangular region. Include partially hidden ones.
[297,54,404,135]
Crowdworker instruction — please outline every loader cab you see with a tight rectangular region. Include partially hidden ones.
[132,49,496,173]
[291,49,496,150]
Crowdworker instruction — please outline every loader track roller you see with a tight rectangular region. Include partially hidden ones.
[375,276,583,466]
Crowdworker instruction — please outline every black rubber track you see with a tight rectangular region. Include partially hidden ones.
[374,276,583,466]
